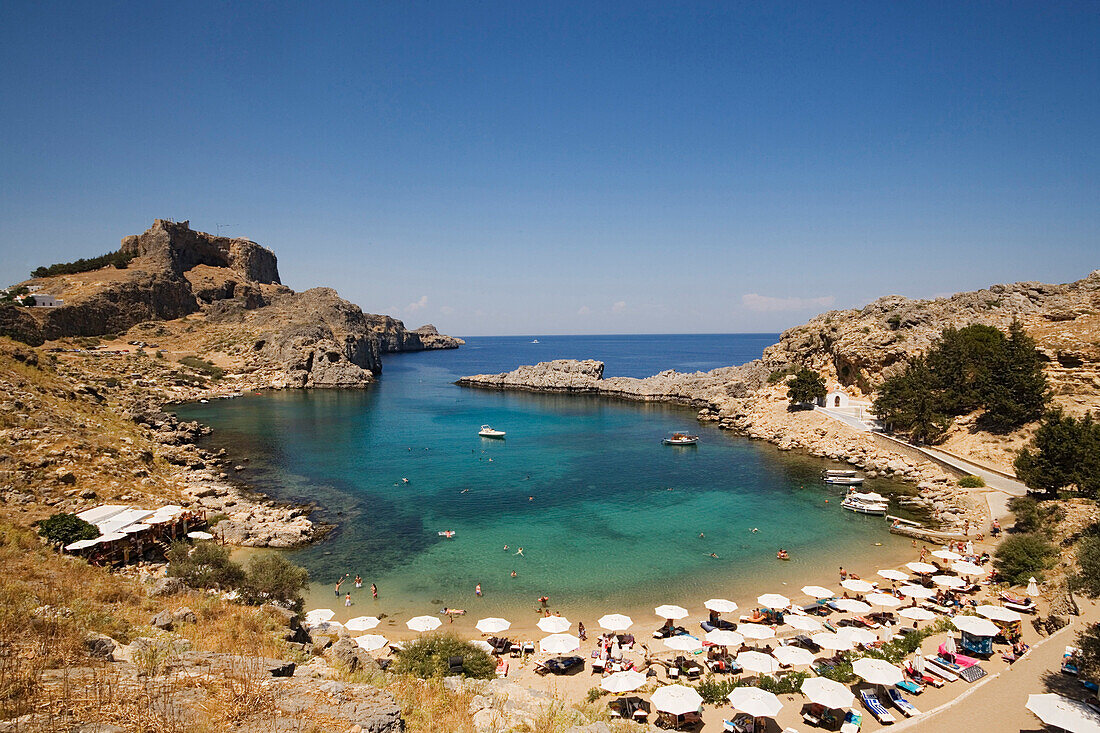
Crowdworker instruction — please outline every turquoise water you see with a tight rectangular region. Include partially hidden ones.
[174,335,916,621]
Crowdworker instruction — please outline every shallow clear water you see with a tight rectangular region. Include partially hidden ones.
[175,335,916,620]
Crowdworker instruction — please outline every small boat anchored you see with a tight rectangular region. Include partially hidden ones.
[822,469,864,486]
[841,491,889,516]
[438,530,456,538]
[479,425,506,439]
[531,339,539,343]
[662,432,699,446]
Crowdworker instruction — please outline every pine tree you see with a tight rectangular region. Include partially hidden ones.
[979,320,1049,432]
[873,358,951,444]
[786,367,827,407]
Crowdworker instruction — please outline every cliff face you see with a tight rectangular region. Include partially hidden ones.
[120,219,281,284]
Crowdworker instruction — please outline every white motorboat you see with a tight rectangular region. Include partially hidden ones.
[662,432,699,446]
[824,475,865,485]
[531,339,539,343]
[478,425,506,438]
[841,491,889,516]
[823,469,858,477]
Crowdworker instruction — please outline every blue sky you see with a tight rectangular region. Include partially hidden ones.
[1,2,1097,336]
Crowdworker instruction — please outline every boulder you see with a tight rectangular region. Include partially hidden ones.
[149,576,187,597]
[84,632,118,661]
[325,638,381,674]
[151,610,175,630]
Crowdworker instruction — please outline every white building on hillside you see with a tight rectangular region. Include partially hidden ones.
[29,293,64,307]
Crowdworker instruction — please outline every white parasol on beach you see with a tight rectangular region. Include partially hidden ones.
[654,604,689,620]
[841,579,875,594]
[866,592,902,608]
[309,620,345,634]
[952,615,1000,637]
[187,531,214,540]
[771,645,815,667]
[705,598,739,613]
[933,574,967,589]
[664,635,701,652]
[470,640,494,653]
[757,593,791,610]
[705,629,745,646]
[898,584,936,599]
[837,627,877,646]
[600,670,647,693]
[539,633,580,654]
[977,605,1022,623]
[1027,577,1041,597]
[785,616,823,633]
[931,549,963,562]
[877,569,910,582]
[476,617,512,634]
[1026,693,1100,733]
[737,651,780,675]
[737,623,775,641]
[651,685,703,716]
[853,657,904,686]
[801,677,854,709]
[305,608,336,625]
[832,598,871,614]
[407,615,443,632]
[598,613,633,631]
[811,632,852,652]
[354,634,388,652]
[345,616,381,631]
[801,585,834,599]
[536,616,570,633]
[728,687,783,719]
[898,607,937,621]
[952,561,984,576]
[906,561,937,574]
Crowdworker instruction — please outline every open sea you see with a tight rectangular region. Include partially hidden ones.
[173,334,917,624]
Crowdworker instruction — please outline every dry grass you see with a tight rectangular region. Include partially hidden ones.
[389,676,478,733]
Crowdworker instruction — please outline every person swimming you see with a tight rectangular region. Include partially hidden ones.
[515,547,524,556]
[709,553,719,559]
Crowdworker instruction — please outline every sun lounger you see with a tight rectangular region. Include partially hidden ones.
[803,702,826,726]
[886,687,920,717]
[895,679,923,695]
[860,688,896,724]
[1062,646,1081,676]
[840,710,862,733]
[923,658,960,682]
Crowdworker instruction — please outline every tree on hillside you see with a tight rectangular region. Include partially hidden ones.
[34,512,99,547]
[925,324,1006,414]
[166,540,245,590]
[240,553,309,612]
[872,358,951,444]
[786,367,826,408]
[979,320,1050,432]
[1014,410,1100,499]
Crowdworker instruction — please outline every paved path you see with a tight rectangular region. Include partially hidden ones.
[919,446,1029,497]
[815,406,874,432]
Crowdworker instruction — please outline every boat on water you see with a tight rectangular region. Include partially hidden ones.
[531,339,539,343]
[841,491,889,516]
[478,425,506,438]
[662,432,699,446]
[822,469,864,485]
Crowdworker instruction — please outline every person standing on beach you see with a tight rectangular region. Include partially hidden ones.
[371,583,378,599]
[335,573,348,596]
[344,592,352,607]
[475,583,482,597]
[354,575,362,589]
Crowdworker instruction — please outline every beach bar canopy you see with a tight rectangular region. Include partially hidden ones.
[976,605,1022,623]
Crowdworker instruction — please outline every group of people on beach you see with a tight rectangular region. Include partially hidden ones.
[334,573,377,607]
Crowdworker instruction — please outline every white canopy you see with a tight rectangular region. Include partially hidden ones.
[651,684,704,715]
[705,598,739,613]
[952,615,1001,637]
[877,569,910,582]
[785,616,824,633]
[866,592,902,608]
[64,538,99,551]
[309,620,345,634]
[771,645,815,667]
[1027,577,1041,597]
[600,670,648,693]
[345,616,381,631]
[801,585,835,599]
[655,604,689,620]
[305,608,336,625]
[853,657,904,685]
[932,574,966,589]
[898,584,936,599]
[407,615,443,632]
[931,549,963,562]
[737,623,775,641]
[354,634,388,651]
[757,593,791,610]
[663,635,701,652]
[598,613,633,631]
[728,687,783,718]
[476,617,512,634]
[705,629,745,646]
[470,640,494,653]
[811,632,853,652]
[841,579,875,594]
[187,530,213,540]
[801,677,855,709]
[898,607,937,621]
[832,598,871,614]
[539,633,580,654]
[124,523,152,534]
[96,532,128,543]
[976,605,1022,623]
[736,651,781,675]
[837,627,877,646]
[906,561,937,574]
[952,561,984,576]
[1026,693,1100,733]
[536,616,571,633]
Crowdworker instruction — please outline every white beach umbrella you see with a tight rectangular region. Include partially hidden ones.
[728,687,783,719]
[476,617,512,634]
[906,561,937,574]
[801,677,854,709]
[737,651,781,675]
[1027,577,1041,597]
[1026,693,1100,733]
[772,645,815,667]
[944,635,957,655]
[705,598,739,613]
[933,575,966,589]
[976,605,1022,623]
[811,632,853,652]
[654,604,689,620]
[757,593,791,610]
[853,657,904,686]
[407,615,443,632]
[705,629,745,646]
[187,530,214,540]
[952,615,1000,637]
[305,608,336,625]
[539,633,580,654]
[601,670,647,693]
[866,592,902,608]
[664,635,701,652]
[898,584,936,599]
[841,579,875,594]
[470,639,494,653]
[952,561,984,576]
[345,616,381,632]
[898,607,937,621]
[785,616,823,633]
[931,549,963,562]
[309,620,345,634]
[651,685,704,716]
[354,634,388,652]
[913,648,926,675]
[737,623,775,641]
[536,616,570,633]
[598,613,633,631]
[837,627,877,646]
[832,598,871,614]
[877,569,910,582]
[801,585,835,599]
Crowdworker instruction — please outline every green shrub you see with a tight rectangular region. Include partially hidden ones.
[695,675,743,704]
[178,356,225,379]
[1075,534,1100,598]
[585,687,609,703]
[1015,410,1100,499]
[1008,495,1040,533]
[994,533,1058,585]
[756,671,809,694]
[165,540,245,590]
[1074,622,1100,681]
[240,553,309,612]
[787,367,827,407]
[34,512,99,547]
[767,366,796,384]
[32,250,136,278]
[206,513,228,526]
[815,658,856,683]
[958,475,985,488]
[392,633,496,679]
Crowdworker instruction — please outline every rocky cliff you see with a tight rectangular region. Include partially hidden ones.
[120,219,281,284]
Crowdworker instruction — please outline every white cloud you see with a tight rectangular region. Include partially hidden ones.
[741,293,836,312]
[439,305,454,315]
[577,305,591,315]
[611,300,626,314]
[405,295,428,313]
